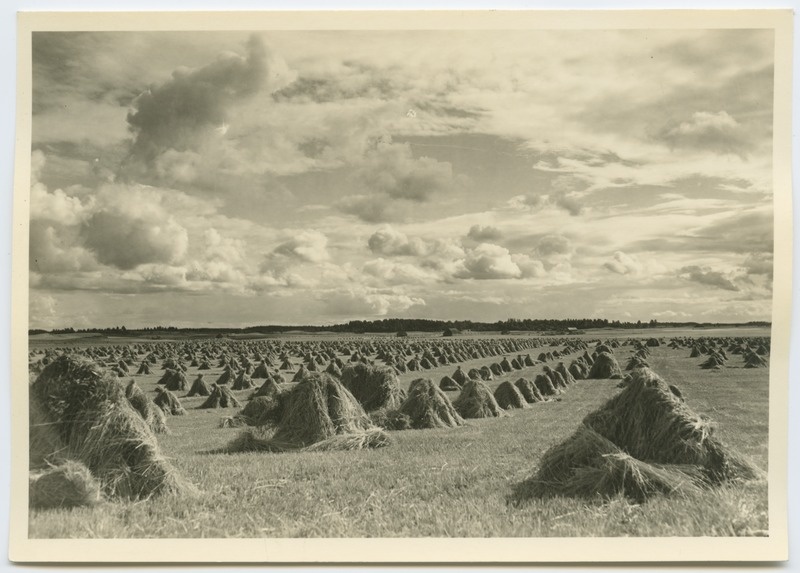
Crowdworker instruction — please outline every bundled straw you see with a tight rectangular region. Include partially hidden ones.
[513,368,761,503]
[199,383,241,409]
[453,379,505,418]
[744,352,768,368]
[340,363,405,412]
[494,381,528,409]
[514,378,544,403]
[187,374,211,397]
[533,374,558,397]
[396,378,464,429]
[29,460,103,509]
[221,393,284,428]
[124,380,169,434]
[153,388,186,416]
[30,355,193,500]
[439,375,461,391]
[228,373,389,452]
[231,370,255,390]
[587,352,623,379]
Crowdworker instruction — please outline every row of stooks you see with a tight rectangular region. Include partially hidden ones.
[28,338,761,511]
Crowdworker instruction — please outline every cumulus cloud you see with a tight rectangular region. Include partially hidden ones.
[79,184,192,270]
[467,224,503,242]
[536,234,572,257]
[248,271,315,292]
[186,260,245,286]
[355,140,453,202]
[338,139,455,222]
[82,211,188,270]
[30,150,91,225]
[202,228,246,262]
[182,230,248,287]
[660,111,751,156]
[363,258,438,285]
[269,230,329,264]
[322,286,425,317]
[603,251,642,275]
[365,229,547,283]
[454,243,522,280]
[258,230,329,285]
[510,253,546,278]
[509,190,583,216]
[126,36,279,163]
[367,226,429,257]
[29,292,59,328]
[338,194,401,224]
[30,221,97,274]
[136,264,188,288]
[678,265,739,291]
[552,192,584,216]
[652,310,686,319]
[743,252,773,278]
[153,149,204,184]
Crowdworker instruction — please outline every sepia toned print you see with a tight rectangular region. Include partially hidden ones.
[10,10,792,563]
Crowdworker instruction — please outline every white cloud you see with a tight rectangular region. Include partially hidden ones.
[322,286,425,317]
[30,151,92,225]
[30,222,97,274]
[603,251,642,275]
[81,187,190,270]
[367,226,429,257]
[467,224,503,242]
[29,293,59,329]
[362,258,439,285]
[268,230,329,264]
[661,111,750,155]
[454,243,522,280]
[338,139,456,223]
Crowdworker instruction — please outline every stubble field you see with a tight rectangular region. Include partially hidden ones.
[27,328,770,538]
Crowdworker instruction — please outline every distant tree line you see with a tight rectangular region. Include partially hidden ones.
[41,325,178,335]
[29,318,771,336]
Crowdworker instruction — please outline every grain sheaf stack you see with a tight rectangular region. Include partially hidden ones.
[29,355,194,509]
[228,372,390,452]
[513,368,760,503]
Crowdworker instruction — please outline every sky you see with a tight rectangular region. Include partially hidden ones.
[28,29,775,328]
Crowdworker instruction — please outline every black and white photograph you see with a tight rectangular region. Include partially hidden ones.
[9,9,792,563]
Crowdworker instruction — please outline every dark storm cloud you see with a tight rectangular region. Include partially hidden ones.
[126,35,269,163]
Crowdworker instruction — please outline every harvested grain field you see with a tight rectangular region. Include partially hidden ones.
[27,328,769,538]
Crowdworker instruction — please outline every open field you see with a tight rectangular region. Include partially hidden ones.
[27,329,770,538]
